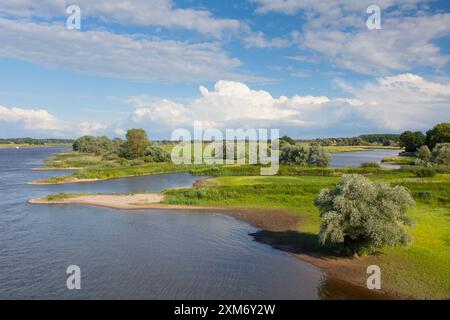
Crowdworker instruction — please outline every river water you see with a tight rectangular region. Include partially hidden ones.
[0,147,388,299]
[331,149,401,168]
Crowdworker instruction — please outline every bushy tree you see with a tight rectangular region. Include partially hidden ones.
[399,131,425,152]
[72,136,113,155]
[314,174,415,255]
[279,136,295,146]
[280,145,309,165]
[416,145,431,161]
[431,143,450,165]
[308,144,331,167]
[143,144,171,162]
[426,123,450,150]
[121,129,150,159]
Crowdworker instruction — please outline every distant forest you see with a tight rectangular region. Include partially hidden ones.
[0,138,74,145]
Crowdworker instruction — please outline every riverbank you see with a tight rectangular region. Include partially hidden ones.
[0,143,70,149]
[27,148,449,299]
[28,191,403,299]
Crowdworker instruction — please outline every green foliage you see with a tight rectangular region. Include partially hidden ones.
[121,129,150,159]
[315,174,415,255]
[73,136,115,155]
[280,144,309,165]
[143,144,171,162]
[425,123,450,149]
[279,135,295,145]
[308,144,331,167]
[416,145,431,161]
[431,143,450,166]
[280,144,331,167]
[399,131,425,152]
[359,134,400,144]
[414,167,435,178]
[360,162,380,168]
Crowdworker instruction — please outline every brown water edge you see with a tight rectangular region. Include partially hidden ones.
[29,197,402,299]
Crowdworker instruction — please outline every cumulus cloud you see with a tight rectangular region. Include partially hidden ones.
[0,0,241,38]
[127,75,450,137]
[0,18,246,83]
[339,73,450,130]
[128,80,361,136]
[0,105,107,137]
[252,0,450,75]
[0,106,62,131]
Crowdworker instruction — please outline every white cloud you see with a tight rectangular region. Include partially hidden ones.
[127,75,450,136]
[252,0,450,75]
[0,0,241,38]
[0,106,62,131]
[78,121,107,136]
[0,18,245,83]
[242,32,289,48]
[0,105,107,137]
[339,73,450,130]
[3,75,448,138]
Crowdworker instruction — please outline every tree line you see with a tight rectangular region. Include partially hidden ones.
[72,129,170,163]
[0,138,74,145]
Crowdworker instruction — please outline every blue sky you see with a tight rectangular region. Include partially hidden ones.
[0,0,450,139]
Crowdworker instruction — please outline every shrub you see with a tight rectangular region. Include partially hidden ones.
[280,145,309,165]
[415,167,435,178]
[143,145,171,162]
[416,145,431,162]
[360,162,380,168]
[308,144,331,167]
[314,174,415,255]
[431,143,450,166]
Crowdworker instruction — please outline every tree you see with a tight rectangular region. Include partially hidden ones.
[308,144,331,167]
[279,145,309,165]
[314,174,415,255]
[425,123,450,150]
[431,143,450,166]
[399,131,425,152]
[121,129,150,159]
[72,136,113,155]
[416,145,431,162]
[279,136,295,146]
[143,144,171,162]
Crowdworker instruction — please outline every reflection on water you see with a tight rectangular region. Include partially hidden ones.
[0,147,391,299]
[331,149,401,168]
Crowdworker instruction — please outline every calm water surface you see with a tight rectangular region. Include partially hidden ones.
[331,149,400,168]
[0,147,385,299]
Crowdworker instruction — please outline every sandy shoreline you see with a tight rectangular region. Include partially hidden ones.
[29,192,399,299]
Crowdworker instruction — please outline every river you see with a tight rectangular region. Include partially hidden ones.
[0,147,388,299]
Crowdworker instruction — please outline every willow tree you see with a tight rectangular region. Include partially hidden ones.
[314,174,415,255]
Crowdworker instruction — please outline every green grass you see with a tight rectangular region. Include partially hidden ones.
[325,145,401,153]
[44,193,83,201]
[163,173,450,299]
[382,155,416,165]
